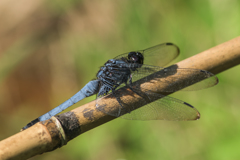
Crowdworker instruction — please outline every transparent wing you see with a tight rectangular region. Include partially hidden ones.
[121,91,200,120]
[96,88,200,120]
[113,43,180,67]
[130,65,218,92]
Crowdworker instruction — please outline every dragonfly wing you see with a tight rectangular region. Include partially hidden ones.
[141,43,179,67]
[120,90,200,120]
[131,65,218,92]
[113,43,179,67]
[96,87,200,120]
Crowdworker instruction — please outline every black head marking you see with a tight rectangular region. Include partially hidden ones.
[128,52,144,64]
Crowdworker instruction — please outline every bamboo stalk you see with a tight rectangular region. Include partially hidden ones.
[0,36,240,160]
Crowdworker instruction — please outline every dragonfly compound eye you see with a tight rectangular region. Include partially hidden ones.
[128,52,144,64]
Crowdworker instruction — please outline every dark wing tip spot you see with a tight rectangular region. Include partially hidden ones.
[184,102,201,120]
[200,69,214,76]
[184,102,194,108]
[165,43,180,54]
[200,70,209,74]
[200,70,219,85]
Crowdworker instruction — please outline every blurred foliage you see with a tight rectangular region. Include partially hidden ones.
[0,0,240,160]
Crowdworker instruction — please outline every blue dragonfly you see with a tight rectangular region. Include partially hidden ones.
[22,43,218,130]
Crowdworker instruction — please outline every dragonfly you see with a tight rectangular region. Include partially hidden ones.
[22,43,218,130]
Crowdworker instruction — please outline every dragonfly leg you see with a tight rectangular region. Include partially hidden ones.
[127,81,152,104]
[111,89,130,117]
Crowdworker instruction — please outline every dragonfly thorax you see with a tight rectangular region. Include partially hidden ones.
[96,59,132,97]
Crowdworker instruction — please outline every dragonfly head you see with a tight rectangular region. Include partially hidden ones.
[128,52,144,64]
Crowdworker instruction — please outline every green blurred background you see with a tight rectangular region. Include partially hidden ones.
[0,0,240,160]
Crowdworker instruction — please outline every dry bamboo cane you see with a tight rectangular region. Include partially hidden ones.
[0,36,240,160]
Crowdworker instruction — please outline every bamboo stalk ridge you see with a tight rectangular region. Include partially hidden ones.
[0,36,240,160]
